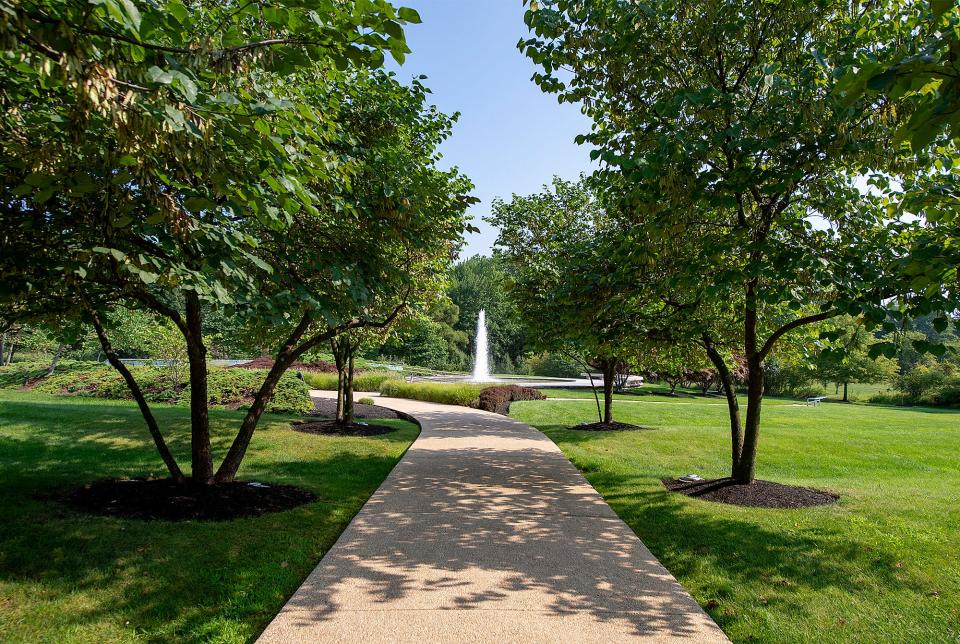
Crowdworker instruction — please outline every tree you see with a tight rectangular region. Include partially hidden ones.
[448,256,527,373]
[835,1,960,327]
[0,3,473,485]
[489,177,662,426]
[639,343,713,395]
[816,317,899,401]
[523,0,913,482]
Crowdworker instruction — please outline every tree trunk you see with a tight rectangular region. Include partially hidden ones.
[332,337,349,424]
[345,351,355,424]
[0,333,5,365]
[6,342,15,365]
[89,311,185,482]
[185,293,213,484]
[602,358,615,424]
[733,287,762,485]
[733,357,763,484]
[842,381,849,402]
[47,344,65,376]
[215,314,313,483]
[703,335,743,473]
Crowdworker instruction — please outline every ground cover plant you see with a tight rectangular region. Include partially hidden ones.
[510,397,960,642]
[0,361,312,414]
[0,392,417,642]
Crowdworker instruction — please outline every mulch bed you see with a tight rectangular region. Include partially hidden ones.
[66,478,316,521]
[571,421,654,431]
[662,477,838,508]
[292,419,397,436]
[309,397,399,419]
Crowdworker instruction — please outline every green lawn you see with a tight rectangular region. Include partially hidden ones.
[0,392,417,643]
[510,397,960,643]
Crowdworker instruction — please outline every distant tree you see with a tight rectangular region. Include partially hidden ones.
[490,177,665,425]
[816,317,899,401]
[639,343,713,395]
[448,256,527,373]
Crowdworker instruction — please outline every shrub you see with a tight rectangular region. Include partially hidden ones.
[358,397,375,406]
[302,370,397,392]
[896,366,948,402]
[929,375,960,407]
[0,361,311,413]
[764,360,822,398]
[521,352,582,378]
[378,380,484,406]
[476,385,545,415]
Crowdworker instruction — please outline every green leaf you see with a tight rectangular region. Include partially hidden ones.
[398,7,422,23]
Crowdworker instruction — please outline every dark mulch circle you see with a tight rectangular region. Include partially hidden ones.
[662,477,838,509]
[66,478,316,521]
[292,419,398,436]
[309,397,399,419]
[571,421,655,432]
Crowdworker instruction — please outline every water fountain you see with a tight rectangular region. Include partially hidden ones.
[471,309,494,382]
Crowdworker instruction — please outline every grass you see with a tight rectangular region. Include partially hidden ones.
[510,396,960,642]
[542,384,802,404]
[378,380,485,406]
[0,392,418,643]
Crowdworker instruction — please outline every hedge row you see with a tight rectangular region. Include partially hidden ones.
[378,380,486,407]
[301,370,398,392]
[376,381,546,414]
[0,361,312,414]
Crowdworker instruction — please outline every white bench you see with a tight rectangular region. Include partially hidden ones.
[806,396,826,406]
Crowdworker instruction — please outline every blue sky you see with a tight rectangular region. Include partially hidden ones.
[388,1,594,259]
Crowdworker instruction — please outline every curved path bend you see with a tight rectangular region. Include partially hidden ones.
[258,392,727,643]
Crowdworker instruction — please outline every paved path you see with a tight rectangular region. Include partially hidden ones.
[258,393,727,643]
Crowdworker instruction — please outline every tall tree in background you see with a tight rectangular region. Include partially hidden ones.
[448,256,527,373]
[523,0,914,482]
[816,317,899,401]
[490,177,661,426]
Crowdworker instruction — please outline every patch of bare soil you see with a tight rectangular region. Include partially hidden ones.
[662,477,838,508]
[292,419,397,436]
[66,478,315,521]
[571,421,654,431]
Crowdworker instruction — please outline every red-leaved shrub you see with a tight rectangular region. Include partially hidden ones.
[477,385,545,415]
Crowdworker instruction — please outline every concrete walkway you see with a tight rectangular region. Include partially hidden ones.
[258,393,728,643]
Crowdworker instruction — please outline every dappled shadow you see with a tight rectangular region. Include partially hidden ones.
[528,422,929,632]
[259,402,728,641]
